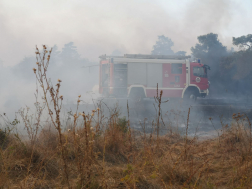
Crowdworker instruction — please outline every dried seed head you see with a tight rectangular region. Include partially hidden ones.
[36,62,39,65]
[97,108,100,111]
[78,95,81,98]
[43,45,47,49]
[77,99,81,103]
[91,113,94,117]
[57,79,62,83]
[90,127,94,131]
[33,68,36,73]
[35,51,39,54]
[68,129,70,132]
[92,110,96,113]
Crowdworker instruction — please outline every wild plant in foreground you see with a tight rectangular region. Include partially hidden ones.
[33,45,71,188]
[154,83,168,148]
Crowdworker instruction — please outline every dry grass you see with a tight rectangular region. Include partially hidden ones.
[1,120,252,189]
[0,46,251,188]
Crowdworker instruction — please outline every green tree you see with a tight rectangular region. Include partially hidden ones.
[233,34,252,51]
[191,33,227,74]
[221,34,252,95]
[175,51,186,56]
[60,42,80,63]
[191,33,227,65]
[152,35,174,55]
[191,33,228,95]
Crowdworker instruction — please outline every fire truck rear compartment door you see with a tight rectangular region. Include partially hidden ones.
[127,63,147,85]
[114,64,127,88]
[147,63,162,87]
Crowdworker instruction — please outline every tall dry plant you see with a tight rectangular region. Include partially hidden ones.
[154,83,168,147]
[33,45,71,188]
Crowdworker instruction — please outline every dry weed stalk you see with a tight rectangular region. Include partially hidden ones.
[33,45,70,188]
[184,107,190,159]
[154,83,168,148]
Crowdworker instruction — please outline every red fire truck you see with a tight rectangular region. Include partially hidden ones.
[99,54,210,100]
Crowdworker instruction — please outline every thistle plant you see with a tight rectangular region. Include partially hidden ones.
[33,45,70,188]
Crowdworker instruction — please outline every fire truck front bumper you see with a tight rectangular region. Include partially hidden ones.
[199,89,209,98]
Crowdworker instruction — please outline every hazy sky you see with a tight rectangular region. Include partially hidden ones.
[0,0,252,66]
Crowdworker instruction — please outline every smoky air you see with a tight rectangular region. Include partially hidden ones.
[1,1,252,188]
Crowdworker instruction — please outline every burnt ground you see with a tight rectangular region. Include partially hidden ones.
[62,97,252,137]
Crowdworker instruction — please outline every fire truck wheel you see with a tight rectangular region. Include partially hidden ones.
[184,90,197,104]
[129,87,145,101]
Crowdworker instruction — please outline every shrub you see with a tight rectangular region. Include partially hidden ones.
[0,129,8,149]
[117,116,128,133]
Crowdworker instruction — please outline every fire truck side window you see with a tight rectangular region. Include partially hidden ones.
[171,63,182,74]
[193,66,207,78]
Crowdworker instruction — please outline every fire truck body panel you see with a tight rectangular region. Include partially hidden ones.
[99,55,209,99]
[128,63,147,86]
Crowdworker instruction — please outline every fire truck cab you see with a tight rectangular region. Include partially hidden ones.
[99,54,210,100]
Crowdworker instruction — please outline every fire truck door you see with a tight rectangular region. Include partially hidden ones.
[162,63,186,88]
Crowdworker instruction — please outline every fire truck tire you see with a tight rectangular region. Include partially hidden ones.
[183,88,199,104]
[129,87,145,101]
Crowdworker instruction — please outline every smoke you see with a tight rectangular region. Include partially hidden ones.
[0,0,250,122]
[0,0,247,66]
[0,45,99,120]
[179,0,232,49]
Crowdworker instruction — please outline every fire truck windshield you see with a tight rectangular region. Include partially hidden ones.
[193,66,207,78]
